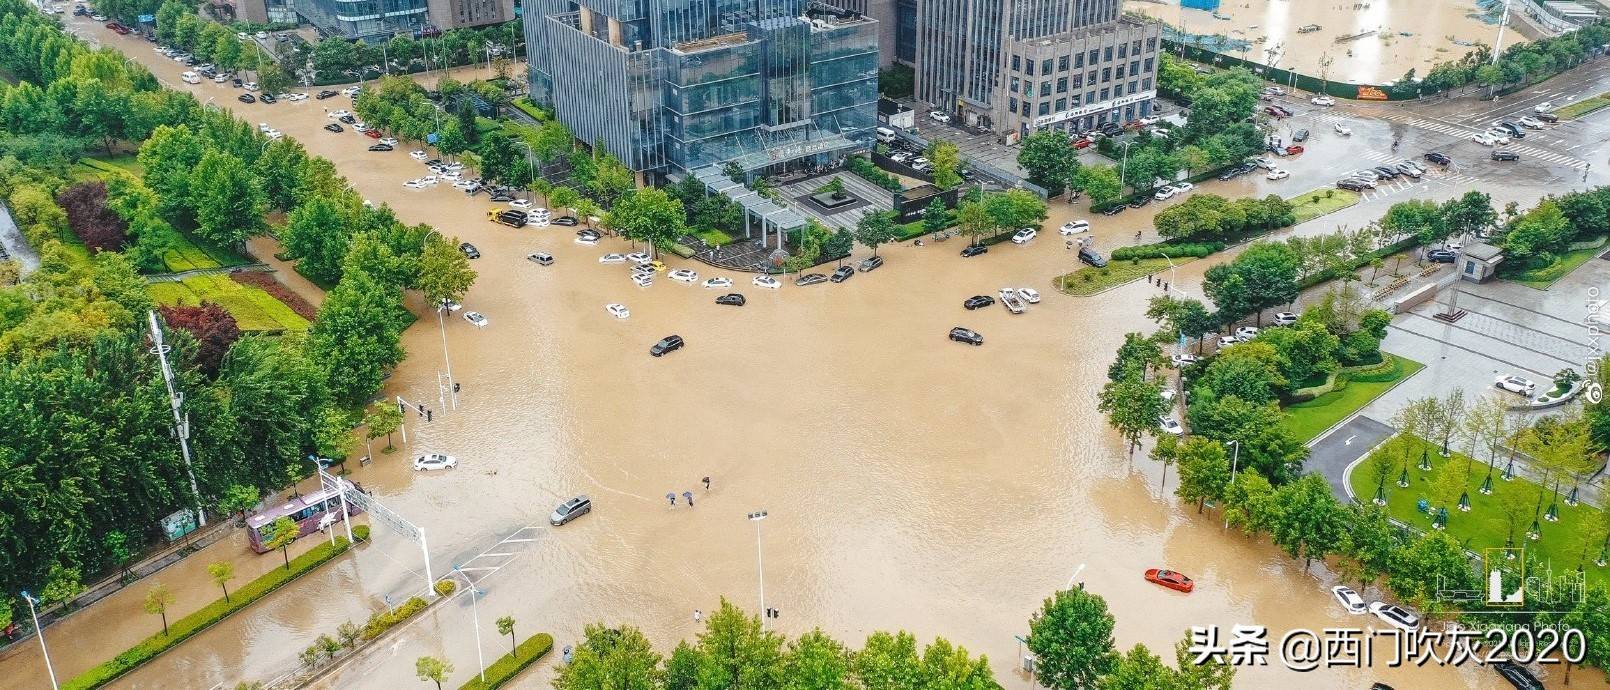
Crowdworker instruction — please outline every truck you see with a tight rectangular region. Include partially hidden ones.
[488,208,527,228]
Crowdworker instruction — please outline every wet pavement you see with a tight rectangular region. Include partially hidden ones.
[9,16,1610,690]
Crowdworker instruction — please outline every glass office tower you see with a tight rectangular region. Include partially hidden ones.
[525,0,879,180]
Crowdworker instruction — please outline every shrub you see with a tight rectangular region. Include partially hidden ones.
[63,538,351,690]
[352,524,370,542]
[434,579,458,597]
[846,157,903,192]
[1112,241,1224,260]
[360,596,428,641]
[457,633,554,690]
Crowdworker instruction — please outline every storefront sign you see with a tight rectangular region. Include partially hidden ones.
[1033,90,1157,128]
[1356,86,1388,101]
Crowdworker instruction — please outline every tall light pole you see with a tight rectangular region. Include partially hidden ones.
[1222,440,1240,529]
[422,230,459,410]
[20,591,58,690]
[147,311,206,527]
[454,566,486,684]
[747,510,768,627]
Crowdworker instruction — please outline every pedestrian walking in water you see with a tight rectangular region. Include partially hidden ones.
[667,492,677,507]
[694,609,702,622]
[683,491,694,507]
[702,476,711,491]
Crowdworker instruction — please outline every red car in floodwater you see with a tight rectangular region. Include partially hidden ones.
[1144,568,1195,593]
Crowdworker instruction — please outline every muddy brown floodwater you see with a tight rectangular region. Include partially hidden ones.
[2,17,1603,690]
[1126,0,1505,85]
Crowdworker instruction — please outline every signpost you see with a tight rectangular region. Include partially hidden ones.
[318,469,435,597]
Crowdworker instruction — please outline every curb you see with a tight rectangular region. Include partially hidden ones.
[1302,354,1424,449]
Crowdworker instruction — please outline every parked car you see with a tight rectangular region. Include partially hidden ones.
[960,244,988,258]
[258,93,276,104]
[1266,169,1290,180]
[1170,353,1199,368]
[1272,311,1298,326]
[1492,661,1544,690]
[1011,227,1038,244]
[1492,149,1520,161]
[1534,101,1555,113]
[1153,185,1178,201]
[928,110,951,123]
[1060,220,1090,235]
[316,89,339,99]
[858,255,884,272]
[1495,375,1537,396]
[323,123,343,132]
[553,215,578,226]
[368,143,394,152]
[1518,115,1545,129]
[1426,248,1456,263]
[1143,568,1194,593]
[1017,288,1040,303]
[527,252,554,266]
[1535,112,1559,123]
[1157,416,1184,435]
[963,295,995,310]
[948,326,983,346]
[1331,586,1367,614]
[1395,162,1423,178]
[795,273,828,286]
[237,93,256,103]
[1368,602,1419,631]
[413,453,458,471]
[1234,325,1260,340]
[550,496,591,526]
[1101,205,1125,216]
[650,335,685,357]
[1311,95,1335,106]
[668,268,699,283]
[462,311,488,328]
[753,275,781,289]
[1292,128,1310,142]
[459,242,480,259]
[1078,246,1107,267]
[829,265,855,283]
[715,293,746,306]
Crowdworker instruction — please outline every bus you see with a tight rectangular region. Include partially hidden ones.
[246,485,363,553]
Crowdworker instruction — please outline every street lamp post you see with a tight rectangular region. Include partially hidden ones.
[1222,440,1240,529]
[747,510,768,627]
[20,591,58,690]
[454,566,487,684]
[423,230,459,410]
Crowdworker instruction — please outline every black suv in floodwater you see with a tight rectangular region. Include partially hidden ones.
[650,335,685,357]
[960,244,987,258]
[1424,151,1452,166]
[948,327,983,346]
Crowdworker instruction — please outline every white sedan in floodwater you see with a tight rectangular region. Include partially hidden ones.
[753,275,781,289]
[702,277,733,289]
[605,303,630,319]
[413,453,458,471]
[668,268,699,283]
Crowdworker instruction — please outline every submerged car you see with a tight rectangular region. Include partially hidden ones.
[550,495,592,526]
[948,326,983,346]
[794,273,828,286]
[412,453,458,471]
[1144,568,1194,593]
[715,293,746,306]
[650,334,685,357]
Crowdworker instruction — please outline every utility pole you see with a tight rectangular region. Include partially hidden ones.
[747,510,768,628]
[20,591,57,690]
[147,311,207,527]
[1492,0,1513,65]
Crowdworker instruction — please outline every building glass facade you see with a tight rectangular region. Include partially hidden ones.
[526,0,878,179]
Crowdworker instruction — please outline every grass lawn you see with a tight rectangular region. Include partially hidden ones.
[1556,92,1610,120]
[1281,354,1424,442]
[1349,436,1608,586]
[147,275,310,332]
[72,154,144,182]
[158,232,252,274]
[1289,188,1362,225]
[1054,257,1187,296]
[695,228,735,246]
[1498,242,1604,289]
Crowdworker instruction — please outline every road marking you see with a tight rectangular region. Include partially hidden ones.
[1345,435,1356,446]
[1067,562,1086,588]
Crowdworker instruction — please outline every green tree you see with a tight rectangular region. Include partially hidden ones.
[1202,241,1300,325]
[143,582,176,635]
[1175,437,1232,512]
[606,187,686,255]
[309,270,408,405]
[256,139,309,212]
[954,201,991,245]
[1026,587,1117,690]
[1108,332,1164,381]
[854,211,900,258]
[673,598,785,688]
[1099,644,1172,690]
[190,150,266,248]
[496,615,517,656]
[1269,473,1346,570]
[207,561,236,603]
[1554,583,1610,672]
[1098,370,1168,459]
[364,401,405,452]
[283,196,355,284]
[1072,164,1122,209]
[137,124,206,227]
[921,197,949,234]
[1017,130,1077,196]
[1439,191,1496,240]
[39,564,85,607]
[1388,530,1477,616]
[1379,199,1446,246]
[782,629,854,690]
[72,78,130,156]
[476,132,523,186]
[415,655,452,690]
[926,140,963,189]
[1172,629,1235,690]
[1145,296,1217,352]
[1223,469,1278,535]
[916,637,996,689]
[1195,342,1287,404]
[264,515,299,569]
[589,152,636,208]
[416,235,478,306]
[257,64,292,98]
[852,631,920,690]
[1186,396,1307,484]
[555,624,663,690]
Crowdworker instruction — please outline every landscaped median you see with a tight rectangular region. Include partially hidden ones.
[458,633,555,690]
[1054,257,1193,296]
[1280,354,1424,442]
[1289,187,1361,224]
[63,537,354,690]
[1555,91,1610,120]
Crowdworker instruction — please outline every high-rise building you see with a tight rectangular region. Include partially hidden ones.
[523,0,880,180]
[912,0,1160,137]
[298,0,511,41]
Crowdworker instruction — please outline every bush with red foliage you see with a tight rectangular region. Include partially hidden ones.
[158,302,242,377]
[231,271,317,321]
[56,181,129,252]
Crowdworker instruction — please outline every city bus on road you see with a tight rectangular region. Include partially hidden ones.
[246,485,363,553]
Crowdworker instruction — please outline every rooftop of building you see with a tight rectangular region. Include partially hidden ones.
[878,97,910,116]
[671,31,753,54]
[805,3,874,30]
[1018,15,1158,49]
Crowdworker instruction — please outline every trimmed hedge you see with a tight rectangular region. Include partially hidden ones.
[458,633,555,690]
[63,538,352,690]
[353,524,370,541]
[846,157,903,192]
[1298,236,1418,289]
[361,596,429,641]
[1111,241,1223,260]
[511,98,550,122]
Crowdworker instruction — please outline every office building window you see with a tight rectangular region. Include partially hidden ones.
[1010,76,1019,92]
[1056,77,1067,93]
[1009,97,1017,111]
[1041,81,1050,96]
[1059,56,1069,71]
[1070,94,1080,106]
[1086,90,1095,103]
[1024,82,1033,97]
[1087,70,1096,84]
[1130,60,1139,75]
[1133,40,1142,54]
[1143,57,1152,73]
[1118,43,1127,59]
[1012,55,1020,71]
[1147,37,1156,51]
[1039,102,1051,115]
[1101,67,1110,82]
[1075,53,1084,68]
[1142,77,1152,91]
[1128,80,1137,94]
[1023,100,1033,115]
[1072,74,1083,88]
[1055,97,1066,111]
[1026,60,1034,76]
[1100,87,1109,101]
[1042,59,1052,74]
[1104,46,1113,61]
[1114,65,1124,79]
[1088,49,1098,64]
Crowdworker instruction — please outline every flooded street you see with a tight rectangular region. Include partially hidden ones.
[4,17,1603,690]
[1126,0,1504,85]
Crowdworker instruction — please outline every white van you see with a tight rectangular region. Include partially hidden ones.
[875,126,896,143]
[180,71,200,84]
